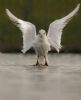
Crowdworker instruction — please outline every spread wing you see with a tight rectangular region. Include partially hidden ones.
[47,4,80,53]
[6,9,36,53]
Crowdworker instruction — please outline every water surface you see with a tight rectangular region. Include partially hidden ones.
[0,53,81,100]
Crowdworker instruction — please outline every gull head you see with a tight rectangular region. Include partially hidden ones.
[38,29,46,38]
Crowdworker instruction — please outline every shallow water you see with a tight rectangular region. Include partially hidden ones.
[0,53,81,100]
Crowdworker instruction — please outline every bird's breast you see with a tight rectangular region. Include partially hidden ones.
[33,36,51,54]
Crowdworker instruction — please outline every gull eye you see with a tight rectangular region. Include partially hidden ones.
[44,32,46,35]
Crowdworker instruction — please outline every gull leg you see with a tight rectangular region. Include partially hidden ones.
[45,61,48,66]
[36,55,39,66]
[45,54,48,66]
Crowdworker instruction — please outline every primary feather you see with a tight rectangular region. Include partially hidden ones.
[6,9,36,53]
[47,4,80,52]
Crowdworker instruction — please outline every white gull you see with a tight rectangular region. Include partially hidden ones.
[6,4,80,66]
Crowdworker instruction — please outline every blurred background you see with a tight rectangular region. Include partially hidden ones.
[0,0,81,53]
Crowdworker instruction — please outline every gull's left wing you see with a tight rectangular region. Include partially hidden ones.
[6,9,36,53]
[47,4,80,52]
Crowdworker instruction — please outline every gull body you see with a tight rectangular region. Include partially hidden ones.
[5,4,80,66]
[33,29,50,65]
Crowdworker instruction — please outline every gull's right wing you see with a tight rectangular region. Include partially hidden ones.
[6,9,36,53]
[47,4,80,52]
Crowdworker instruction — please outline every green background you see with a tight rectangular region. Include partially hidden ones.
[0,0,81,52]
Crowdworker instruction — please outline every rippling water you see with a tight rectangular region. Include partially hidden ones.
[0,53,81,100]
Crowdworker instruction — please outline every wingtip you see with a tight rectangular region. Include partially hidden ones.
[5,9,8,12]
[78,3,80,7]
[5,9,9,14]
[77,3,80,9]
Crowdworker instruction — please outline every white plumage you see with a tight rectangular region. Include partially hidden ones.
[47,4,80,52]
[6,4,80,66]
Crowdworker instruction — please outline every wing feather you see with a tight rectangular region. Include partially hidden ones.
[47,4,80,52]
[6,9,36,53]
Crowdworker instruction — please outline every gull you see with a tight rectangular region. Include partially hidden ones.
[6,4,80,66]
